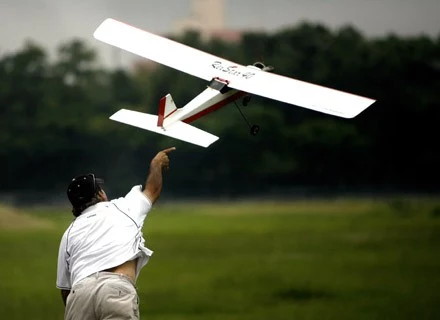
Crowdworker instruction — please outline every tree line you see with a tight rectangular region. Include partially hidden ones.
[1,23,439,200]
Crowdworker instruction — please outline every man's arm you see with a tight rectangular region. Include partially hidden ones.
[57,232,72,306]
[61,289,70,306]
[143,147,175,204]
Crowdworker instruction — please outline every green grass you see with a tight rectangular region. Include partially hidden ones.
[1,198,440,319]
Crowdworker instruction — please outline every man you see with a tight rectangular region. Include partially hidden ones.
[56,147,175,320]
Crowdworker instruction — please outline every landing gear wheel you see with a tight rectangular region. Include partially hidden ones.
[250,125,260,136]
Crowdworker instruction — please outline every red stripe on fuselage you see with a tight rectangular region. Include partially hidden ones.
[183,91,248,124]
[157,96,166,127]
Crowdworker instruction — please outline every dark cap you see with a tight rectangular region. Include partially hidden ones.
[67,173,104,207]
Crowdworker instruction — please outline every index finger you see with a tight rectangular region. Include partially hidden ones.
[161,147,176,154]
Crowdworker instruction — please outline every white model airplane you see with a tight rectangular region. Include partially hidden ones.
[94,18,376,148]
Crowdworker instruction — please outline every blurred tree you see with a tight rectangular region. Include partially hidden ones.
[1,24,439,199]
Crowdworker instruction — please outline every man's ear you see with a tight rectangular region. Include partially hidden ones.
[97,190,108,201]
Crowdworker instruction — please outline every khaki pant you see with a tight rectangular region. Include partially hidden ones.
[65,272,139,320]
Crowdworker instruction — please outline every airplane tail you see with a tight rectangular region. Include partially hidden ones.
[110,109,218,148]
[158,94,178,127]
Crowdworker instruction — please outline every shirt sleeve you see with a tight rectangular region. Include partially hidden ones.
[56,232,71,290]
[110,185,153,227]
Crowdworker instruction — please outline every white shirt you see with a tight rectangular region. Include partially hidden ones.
[56,185,153,290]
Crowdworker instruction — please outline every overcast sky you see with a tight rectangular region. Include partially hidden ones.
[1,0,439,67]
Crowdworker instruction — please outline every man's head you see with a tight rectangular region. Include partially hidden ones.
[67,174,107,216]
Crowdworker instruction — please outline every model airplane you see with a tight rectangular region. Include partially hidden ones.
[94,18,376,147]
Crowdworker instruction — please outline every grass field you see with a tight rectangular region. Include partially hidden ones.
[1,198,440,319]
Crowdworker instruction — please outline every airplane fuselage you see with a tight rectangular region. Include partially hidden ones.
[162,77,248,128]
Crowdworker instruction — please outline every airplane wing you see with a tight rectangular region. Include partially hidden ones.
[227,69,375,118]
[94,18,375,118]
[94,18,237,82]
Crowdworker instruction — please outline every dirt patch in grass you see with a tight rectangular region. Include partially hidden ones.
[0,205,54,230]
[158,199,379,216]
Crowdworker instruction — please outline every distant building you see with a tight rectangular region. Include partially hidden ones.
[132,0,243,71]
[174,0,242,42]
